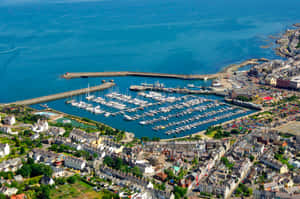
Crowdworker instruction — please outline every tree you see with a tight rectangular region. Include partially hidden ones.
[20,147,26,155]
[55,177,66,185]
[36,185,51,199]
[173,186,187,198]
[115,157,123,170]
[17,164,31,178]
[0,193,6,199]
[27,157,34,164]
[132,166,142,177]
[103,156,114,167]
[67,175,77,184]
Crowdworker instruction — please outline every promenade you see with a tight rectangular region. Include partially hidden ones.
[4,82,115,106]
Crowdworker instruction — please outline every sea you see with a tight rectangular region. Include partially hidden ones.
[1,0,300,138]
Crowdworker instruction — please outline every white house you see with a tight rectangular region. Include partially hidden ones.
[51,166,65,178]
[0,127,17,135]
[40,176,55,186]
[64,157,86,170]
[0,186,18,196]
[32,119,49,133]
[0,144,10,157]
[30,133,40,140]
[135,160,155,175]
[3,116,16,126]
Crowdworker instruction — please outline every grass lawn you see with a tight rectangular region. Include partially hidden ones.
[205,130,217,138]
[51,180,103,199]
[0,136,15,145]
[55,117,96,129]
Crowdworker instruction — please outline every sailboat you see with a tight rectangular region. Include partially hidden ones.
[86,83,95,100]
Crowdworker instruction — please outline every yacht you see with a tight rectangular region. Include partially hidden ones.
[124,115,134,121]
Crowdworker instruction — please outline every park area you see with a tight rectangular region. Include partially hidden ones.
[50,180,103,199]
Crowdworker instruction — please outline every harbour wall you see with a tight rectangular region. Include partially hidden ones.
[63,71,219,80]
[62,58,268,80]
[4,82,115,106]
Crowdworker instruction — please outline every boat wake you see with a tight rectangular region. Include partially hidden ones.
[0,47,27,55]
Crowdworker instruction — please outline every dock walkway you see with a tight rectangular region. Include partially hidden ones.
[5,82,115,106]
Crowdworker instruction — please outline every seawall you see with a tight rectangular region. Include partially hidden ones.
[62,58,268,80]
[4,82,115,106]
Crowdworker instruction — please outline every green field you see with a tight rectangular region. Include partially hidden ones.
[50,181,103,199]
[55,117,96,129]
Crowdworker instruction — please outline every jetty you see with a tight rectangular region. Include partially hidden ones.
[130,85,226,96]
[5,82,115,106]
[63,71,219,80]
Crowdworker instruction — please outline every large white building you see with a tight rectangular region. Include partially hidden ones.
[32,119,49,133]
[290,76,300,89]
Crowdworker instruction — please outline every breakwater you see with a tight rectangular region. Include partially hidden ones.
[4,82,115,106]
[62,59,268,80]
[63,71,219,80]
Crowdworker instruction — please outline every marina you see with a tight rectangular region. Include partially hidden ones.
[20,76,255,139]
[37,79,253,139]
[2,75,255,139]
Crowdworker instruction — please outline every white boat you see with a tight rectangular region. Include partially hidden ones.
[85,83,95,100]
[104,112,111,117]
[86,95,95,100]
[124,115,134,121]
[139,121,146,125]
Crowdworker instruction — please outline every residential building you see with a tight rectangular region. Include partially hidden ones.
[3,116,16,125]
[0,143,10,157]
[47,127,65,136]
[0,186,18,196]
[32,119,48,133]
[64,156,86,170]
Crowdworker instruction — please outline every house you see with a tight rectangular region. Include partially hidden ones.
[266,77,277,86]
[30,133,40,140]
[0,127,18,135]
[0,144,10,157]
[3,116,16,126]
[10,193,27,199]
[40,176,55,186]
[64,157,86,170]
[32,119,48,133]
[135,160,155,175]
[261,156,289,174]
[14,175,23,183]
[69,129,101,146]
[154,172,167,182]
[47,127,65,136]
[51,166,65,178]
[0,158,22,172]
[0,186,18,196]
[31,149,58,164]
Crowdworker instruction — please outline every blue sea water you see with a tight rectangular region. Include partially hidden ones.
[1,0,300,137]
